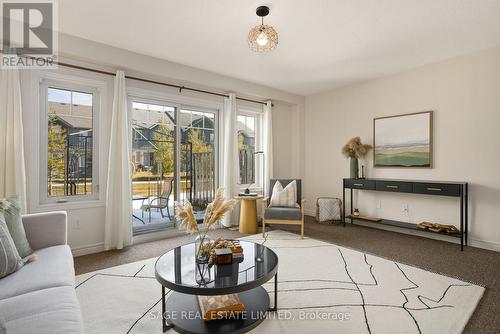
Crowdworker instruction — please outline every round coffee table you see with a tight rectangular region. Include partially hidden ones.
[155,240,278,334]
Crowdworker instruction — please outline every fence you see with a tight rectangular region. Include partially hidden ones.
[47,133,92,197]
[191,152,215,207]
[239,149,255,185]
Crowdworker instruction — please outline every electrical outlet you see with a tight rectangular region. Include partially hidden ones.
[376,200,381,209]
[75,219,81,230]
[402,204,409,212]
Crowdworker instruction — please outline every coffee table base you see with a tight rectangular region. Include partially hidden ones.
[162,287,270,334]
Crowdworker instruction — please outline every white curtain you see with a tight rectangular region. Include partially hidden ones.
[221,93,239,226]
[0,69,27,212]
[262,101,273,197]
[104,71,133,250]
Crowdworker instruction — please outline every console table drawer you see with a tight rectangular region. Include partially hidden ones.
[344,179,375,190]
[376,181,413,193]
[413,183,461,197]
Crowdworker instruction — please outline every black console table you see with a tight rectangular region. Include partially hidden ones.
[342,178,468,251]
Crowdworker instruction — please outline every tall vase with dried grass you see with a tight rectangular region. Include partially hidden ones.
[175,188,237,263]
[342,137,372,179]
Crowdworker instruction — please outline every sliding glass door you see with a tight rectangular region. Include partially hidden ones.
[131,100,177,234]
[130,99,218,234]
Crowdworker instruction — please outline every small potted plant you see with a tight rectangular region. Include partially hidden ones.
[342,137,372,179]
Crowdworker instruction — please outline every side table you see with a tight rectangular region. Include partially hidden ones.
[234,196,263,234]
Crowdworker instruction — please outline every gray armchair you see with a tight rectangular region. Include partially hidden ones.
[262,179,305,239]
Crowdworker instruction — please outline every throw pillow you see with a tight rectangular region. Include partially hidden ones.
[0,196,32,257]
[269,180,299,208]
[0,212,24,279]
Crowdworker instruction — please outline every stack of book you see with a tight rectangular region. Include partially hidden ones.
[238,192,258,196]
[197,294,245,321]
[228,240,243,260]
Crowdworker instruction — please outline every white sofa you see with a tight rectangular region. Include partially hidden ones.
[0,212,84,334]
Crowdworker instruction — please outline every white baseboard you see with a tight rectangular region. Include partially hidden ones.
[71,230,185,257]
[70,225,232,257]
[304,214,500,253]
[304,209,315,217]
[468,238,500,252]
[132,229,185,245]
[72,242,104,257]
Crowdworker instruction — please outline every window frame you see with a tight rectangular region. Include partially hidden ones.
[39,79,101,204]
[237,107,263,191]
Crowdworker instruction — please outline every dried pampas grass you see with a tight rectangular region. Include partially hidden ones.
[204,188,237,228]
[175,188,237,258]
[174,201,198,234]
[342,137,372,158]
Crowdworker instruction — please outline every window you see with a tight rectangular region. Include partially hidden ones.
[237,114,258,185]
[40,81,99,203]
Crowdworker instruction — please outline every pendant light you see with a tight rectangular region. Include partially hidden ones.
[248,6,278,52]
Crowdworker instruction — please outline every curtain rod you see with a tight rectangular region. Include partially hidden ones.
[1,52,272,106]
[58,61,272,106]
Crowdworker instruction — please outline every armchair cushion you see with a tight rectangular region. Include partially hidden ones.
[265,207,302,221]
[269,179,302,206]
[269,180,299,208]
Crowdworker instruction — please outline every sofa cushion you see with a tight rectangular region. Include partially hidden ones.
[1,197,32,258]
[0,245,75,300]
[265,207,302,221]
[0,286,84,334]
[0,213,24,279]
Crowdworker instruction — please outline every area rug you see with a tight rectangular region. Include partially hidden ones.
[76,230,484,334]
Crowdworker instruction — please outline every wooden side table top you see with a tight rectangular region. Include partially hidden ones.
[234,195,264,200]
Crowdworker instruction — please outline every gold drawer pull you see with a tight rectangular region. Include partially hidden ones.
[354,183,364,187]
[427,187,442,191]
[386,185,398,189]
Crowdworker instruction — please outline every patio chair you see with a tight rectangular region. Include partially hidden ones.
[262,179,305,239]
[141,178,174,222]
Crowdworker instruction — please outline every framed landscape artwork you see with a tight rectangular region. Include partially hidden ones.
[373,111,433,167]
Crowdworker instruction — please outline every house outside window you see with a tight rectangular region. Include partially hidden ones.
[40,81,100,203]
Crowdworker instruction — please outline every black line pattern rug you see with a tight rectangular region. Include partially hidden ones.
[76,230,484,334]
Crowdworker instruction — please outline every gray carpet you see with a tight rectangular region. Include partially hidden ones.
[74,216,500,333]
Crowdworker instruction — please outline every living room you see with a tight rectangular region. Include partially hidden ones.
[0,1,499,333]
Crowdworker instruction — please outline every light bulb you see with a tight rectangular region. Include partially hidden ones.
[256,31,269,46]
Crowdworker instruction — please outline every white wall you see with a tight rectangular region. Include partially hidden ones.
[18,34,305,255]
[304,45,500,251]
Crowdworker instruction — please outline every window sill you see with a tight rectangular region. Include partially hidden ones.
[34,199,105,212]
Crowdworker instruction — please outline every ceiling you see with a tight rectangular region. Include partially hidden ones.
[57,0,500,96]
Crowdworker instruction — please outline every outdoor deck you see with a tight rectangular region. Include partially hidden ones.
[131,194,205,233]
